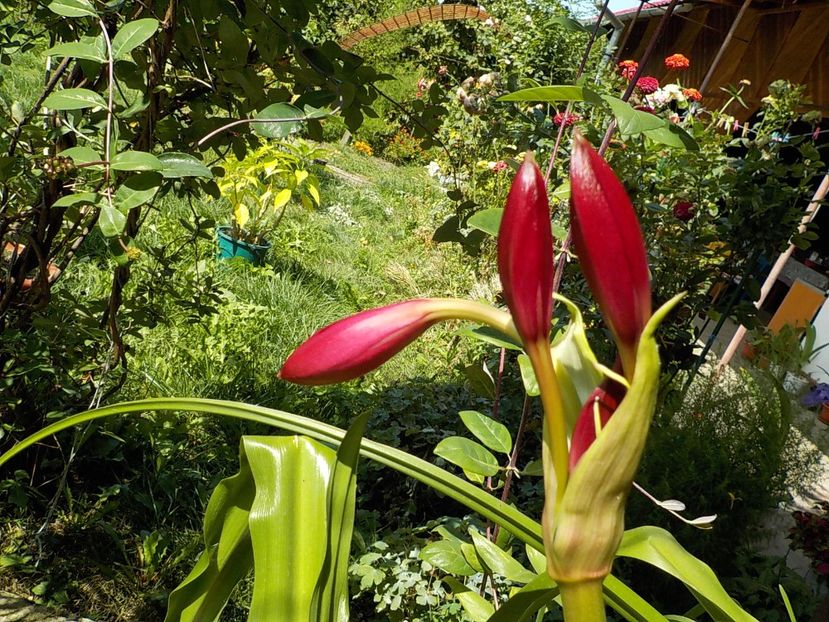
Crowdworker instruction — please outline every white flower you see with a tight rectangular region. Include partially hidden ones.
[426,161,441,177]
[524,14,532,23]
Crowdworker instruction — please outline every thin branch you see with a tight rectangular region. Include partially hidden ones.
[197,109,339,146]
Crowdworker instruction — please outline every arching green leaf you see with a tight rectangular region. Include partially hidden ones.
[112,19,159,59]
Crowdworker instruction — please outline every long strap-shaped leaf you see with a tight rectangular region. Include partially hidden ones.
[1,398,745,621]
[339,5,492,50]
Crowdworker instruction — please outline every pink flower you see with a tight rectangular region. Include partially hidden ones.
[497,153,554,345]
[569,133,651,377]
[635,105,655,114]
[673,201,694,222]
[278,300,442,385]
[636,76,659,95]
[553,111,581,127]
[492,160,508,172]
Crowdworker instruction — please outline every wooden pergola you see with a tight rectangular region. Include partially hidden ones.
[614,0,829,120]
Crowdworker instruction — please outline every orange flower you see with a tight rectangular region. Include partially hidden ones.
[664,53,690,71]
[618,59,638,80]
[683,87,702,102]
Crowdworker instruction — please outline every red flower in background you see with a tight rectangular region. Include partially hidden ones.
[664,53,690,71]
[683,87,702,102]
[618,59,638,80]
[553,111,581,127]
[673,201,695,222]
[636,76,660,94]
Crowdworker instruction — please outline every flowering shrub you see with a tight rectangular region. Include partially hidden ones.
[384,128,429,164]
[353,140,374,156]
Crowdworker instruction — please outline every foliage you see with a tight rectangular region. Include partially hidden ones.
[217,139,326,245]
[626,369,821,611]
[789,501,829,584]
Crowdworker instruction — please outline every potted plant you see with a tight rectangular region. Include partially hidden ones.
[801,382,829,424]
[216,139,325,265]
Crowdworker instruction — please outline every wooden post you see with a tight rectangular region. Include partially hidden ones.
[699,0,753,95]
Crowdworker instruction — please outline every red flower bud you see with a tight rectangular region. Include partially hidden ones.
[570,133,651,376]
[569,375,627,469]
[673,200,695,222]
[279,300,441,385]
[497,153,554,345]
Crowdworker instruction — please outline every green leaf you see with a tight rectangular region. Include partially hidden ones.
[434,437,499,477]
[111,19,159,59]
[46,42,105,62]
[0,399,667,622]
[158,152,213,178]
[113,172,162,212]
[468,530,536,584]
[420,540,476,576]
[443,577,494,622]
[464,363,495,399]
[467,208,503,237]
[43,88,107,111]
[110,151,162,171]
[47,0,97,17]
[551,15,592,33]
[458,325,523,351]
[53,192,100,208]
[779,585,796,622]
[459,410,511,455]
[98,205,127,238]
[517,354,540,397]
[164,442,255,621]
[525,544,546,574]
[310,413,368,621]
[603,95,665,135]
[61,145,101,165]
[498,85,595,103]
[487,572,558,622]
[253,103,304,138]
[643,124,699,150]
[616,527,758,622]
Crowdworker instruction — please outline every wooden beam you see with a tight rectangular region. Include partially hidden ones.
[672,7,710,54]
[630,16,660,61]
[700,0,753,94]
[700,9,760,96]
[747,6,829,103]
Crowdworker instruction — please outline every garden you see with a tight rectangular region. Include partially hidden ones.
[1,0,828,620]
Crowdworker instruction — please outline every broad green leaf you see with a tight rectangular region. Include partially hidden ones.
[110,151,162,171]
[273,188,292,211]
[499,85,594,103]
[311,413,368,622]
[467,208,503,237]
[244,436,334,620]
[434,437,499,477]
[253,103,304,138]
[463,363,495,399]
[521,459,543,477]
[443,577,494,622]
[113,172,162,212]
[158,152,213,178]
[459,410,511,455]
[43,88,107,111]
[46,42,104,62]
[111,19,159,59]
[517,354,540,397]
[98,205,127,237]
[61,145,101,165]
[617,527,758,622]
[551,180,570,203]
[487,572,558,622]
[420,540,476,576]
[48,0,96,17]
[53,192,100,208]
[525,544,546,575]
[164,442,255,621]
[468,530,536,584]
[603,96,665,135]
[643,124,699,150]
[306,176,320,206]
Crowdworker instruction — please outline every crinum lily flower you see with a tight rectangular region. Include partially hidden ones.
[279,139,681,622]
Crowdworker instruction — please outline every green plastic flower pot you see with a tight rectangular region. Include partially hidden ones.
[216,226,270,266]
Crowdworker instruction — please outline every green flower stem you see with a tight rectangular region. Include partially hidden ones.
[526,340,568,506]
[430,299,520,343]
[560,580,606,622]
